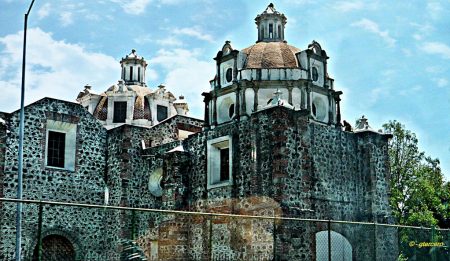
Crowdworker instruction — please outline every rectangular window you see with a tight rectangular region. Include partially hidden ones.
[46,120,77,171]
[47,131,65,168]
[220,148,229,182]
[113,101,127,123]
[157,105,168,122]
[269,23,273,38]
[207,136,232,189]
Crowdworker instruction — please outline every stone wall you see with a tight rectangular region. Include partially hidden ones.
[0,98,395,260]
[149,105,396,260]
[0,98,112,260]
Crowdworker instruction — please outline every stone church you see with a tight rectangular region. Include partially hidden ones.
[0,4,396,260]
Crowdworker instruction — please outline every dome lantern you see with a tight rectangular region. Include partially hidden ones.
[255,3,287,43]
[120,49,148,87]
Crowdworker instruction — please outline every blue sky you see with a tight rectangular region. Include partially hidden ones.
[0,0,449,178]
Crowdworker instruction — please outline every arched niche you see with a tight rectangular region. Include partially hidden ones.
[32,234,76,261]
[315,230,352,261]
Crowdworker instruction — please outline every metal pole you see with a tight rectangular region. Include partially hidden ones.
[16,1,35,260]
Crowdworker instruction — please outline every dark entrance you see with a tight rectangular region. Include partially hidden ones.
[32,235,76,261]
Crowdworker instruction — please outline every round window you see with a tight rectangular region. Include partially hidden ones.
[229,104,235,119]
[312,67,319,81]
[226,68,233,83]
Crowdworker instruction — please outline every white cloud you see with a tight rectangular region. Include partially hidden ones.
[422,42,450,59]
[0,28,119,113]
[351,18,396,47]
[402,48,412,57]
[156,36,184,47]
[59,11,73,26]
[110,0,152,15]
[37,3,51,19]
[410,22,434,41]
[133,34,184,47]
[426,66,444,74]
[427,2,443,20]
[334,1,364,12]
[149,48,215,118]
[173,27,214,43]
[434,78,448,88]
[399,85,422,96]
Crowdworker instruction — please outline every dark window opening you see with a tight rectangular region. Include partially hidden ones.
[269,24,273,38]
[229,104,235,118]
[157,105,168,122]
[278,25,281,38]
[261,28,264,39]
[312,67,319,81]
[138,67,141,82]
[122,67,125,80]
[129,66,133,81]
[312,103,317,117]
[220,148,229,182]
[47,131,65,168]
[113,101,127,123]
[226,68,232,82]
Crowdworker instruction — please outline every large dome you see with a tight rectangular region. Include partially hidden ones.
[241,42,300,69]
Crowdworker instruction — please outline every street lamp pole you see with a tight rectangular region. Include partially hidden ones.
[15,0,35,260]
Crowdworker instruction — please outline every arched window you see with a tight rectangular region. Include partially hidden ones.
[269,23,273,38]
[129,66,133,81]
[315,231,352,261]
[138,67,141,82]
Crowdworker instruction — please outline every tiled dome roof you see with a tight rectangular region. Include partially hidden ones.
[242,42,300,69]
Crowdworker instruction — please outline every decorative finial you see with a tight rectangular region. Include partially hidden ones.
[131,49,136,54]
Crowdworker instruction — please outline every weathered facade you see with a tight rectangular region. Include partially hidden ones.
[0,3,396,261]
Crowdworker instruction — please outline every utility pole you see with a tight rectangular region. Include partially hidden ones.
[16,1,35,260]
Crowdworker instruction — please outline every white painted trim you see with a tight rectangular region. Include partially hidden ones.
[45,120,77,171]
[207,135,232,189]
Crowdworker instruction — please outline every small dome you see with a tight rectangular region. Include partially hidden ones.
[242,42,300,69]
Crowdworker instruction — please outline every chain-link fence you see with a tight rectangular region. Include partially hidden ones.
[1,198,449,260]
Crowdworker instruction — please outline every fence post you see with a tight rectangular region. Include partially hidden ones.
[37,201,43,261]
[131,209,136,240]
[273,217,277,261]
[209,216,213,261]
[448,229,450,261]
[373,223,377,261]
[327,219,331,261]
[431,226,436,261]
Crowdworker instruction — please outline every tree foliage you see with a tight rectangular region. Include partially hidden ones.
[383,120,449,227]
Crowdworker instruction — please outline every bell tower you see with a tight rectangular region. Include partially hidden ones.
[255,3,287,42]
[120,49,147,86]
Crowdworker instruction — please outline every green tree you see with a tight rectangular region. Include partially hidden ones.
[383,121,449,227]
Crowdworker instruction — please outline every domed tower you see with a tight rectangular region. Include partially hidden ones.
[77,50,187,129]
[204,3,342,127]
[255,3,286,42]
[120,49,147,86]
